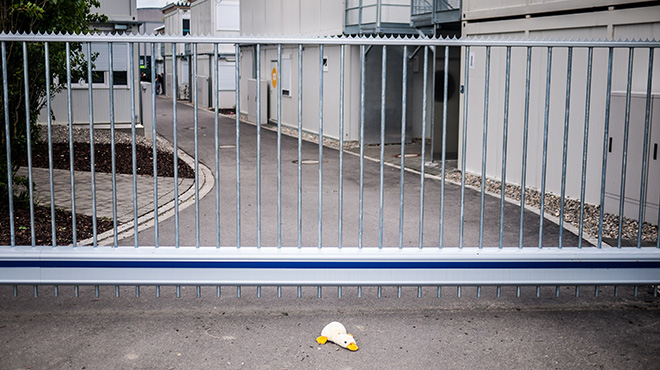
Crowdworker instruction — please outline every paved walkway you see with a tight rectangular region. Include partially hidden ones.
[18,167,193,224]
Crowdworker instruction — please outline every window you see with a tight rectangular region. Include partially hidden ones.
[112,71,128,86]
[85,71,105,84]
[182,19,190,35]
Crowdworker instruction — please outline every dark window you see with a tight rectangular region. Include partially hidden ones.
[112,71,128,86]
[85,71,105,84]
[182,19,190,35]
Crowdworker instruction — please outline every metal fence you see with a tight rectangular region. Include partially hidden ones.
[1,33,659,298]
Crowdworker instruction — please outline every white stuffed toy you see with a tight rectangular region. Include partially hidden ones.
[316,321,359,351]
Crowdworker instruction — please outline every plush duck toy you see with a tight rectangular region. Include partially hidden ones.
[316,321,359,351]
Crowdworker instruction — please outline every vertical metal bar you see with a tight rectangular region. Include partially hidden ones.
[437,286,442,298]
[297,44,303,249]
[33,285,38,298]
[108,43,119,247]
[594,285,600,298]
[439,46,449,249]
[257,286,261,298]
[318,44,324,249]
[156,285,160,297]
[578,47,594,249]
[235,44,241,248]
[172,43,180,248]
[277,286,282,298]
[519,47,532,249]
[193,43,200,248]
[74,285,79,297]
[176,285,181,298]
[129,43,138,248]
[277,44,282,248]
[12,285,17,297]
[197,286,201,298]
[575,285,580,297]
[1,42,15,247]
[86,43,97,247]
[94,285,99,298]
[359,44,366,249]
[496,286,501,298]
[559,47,573,249]
[358,286,362,298]
[377,286,382,298]
[64,43,77,247]
[256,44,262,248]
[457,286,462,298]
[44,42,56,246]
[419,46,429,249]
[617,48,634,249]
[22,42,35,246]
[538,47,553,249]
[499,46,511,249]
[297,286,302,298]
[397,286,402,298]
[379,45,387,249]
[478,46,491,249]
[459,46,471,249]
[399,45,408,249]
[54,285,58,297]
[339,44,345,249]
[598,48,614,249]
[136,286,140,298]
[338,286,342,298]
[214,44,220,248]
[151,43,159,248]
[429,45,436,164]
[637,48,654,248]
[217,286,221,298]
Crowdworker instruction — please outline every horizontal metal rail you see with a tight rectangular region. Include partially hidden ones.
[0,32,658,48]
[1,246,659,286]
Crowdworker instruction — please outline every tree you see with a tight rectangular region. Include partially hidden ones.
[0,0,106,207]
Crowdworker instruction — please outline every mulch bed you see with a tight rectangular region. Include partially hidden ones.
[0,204,113,246]
[21,142,195,179]
[3,141,194,246]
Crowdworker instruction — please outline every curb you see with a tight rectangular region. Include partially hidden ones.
[78,135,214,246]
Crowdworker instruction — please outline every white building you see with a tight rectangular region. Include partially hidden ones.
[238,0,419,144]
[38,0,144,133]
[457,0,660,224]
[161,0,239,109]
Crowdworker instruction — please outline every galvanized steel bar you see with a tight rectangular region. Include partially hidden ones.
[151,42,159,248]
[214,43,220,248]
[399,45,407,249]
[559,47,573,249]
[193,43,200,248]
[519,47,532,249]
[44,42,56,246]
[359,44,365,249]
[419,46,429,249]
[277,44,282,248]
[108,43,119,247]
[538,47,553,249]
[598,48,614,249]
[439,46,449,249]
[499,46,511,249]
[171,43,180,248]
[617,48,635,249]
[85,43,97,247]
[578,47,594,249]
[1,42,14,247]
[338,44,345,249]
[318,44,324,249]
[297,44,303,249]
[637,48,654,248]
[235,43,241,248]
[64,42,74,247]
[22,42,36,247]
[459,45,470,249]
[379,45,387,249]
[256,43,262,248]
[478,46,491,249]
[129,43,139,248]
[499,46,511,248]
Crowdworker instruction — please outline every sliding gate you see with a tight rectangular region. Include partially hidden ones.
[1,33,659,298]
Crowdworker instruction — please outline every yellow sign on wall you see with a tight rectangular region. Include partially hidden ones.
[271,67,278,88]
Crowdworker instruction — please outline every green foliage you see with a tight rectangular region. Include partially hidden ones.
[0,0,106,208]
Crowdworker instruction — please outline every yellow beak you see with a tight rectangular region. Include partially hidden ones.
[347,343,359,351]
